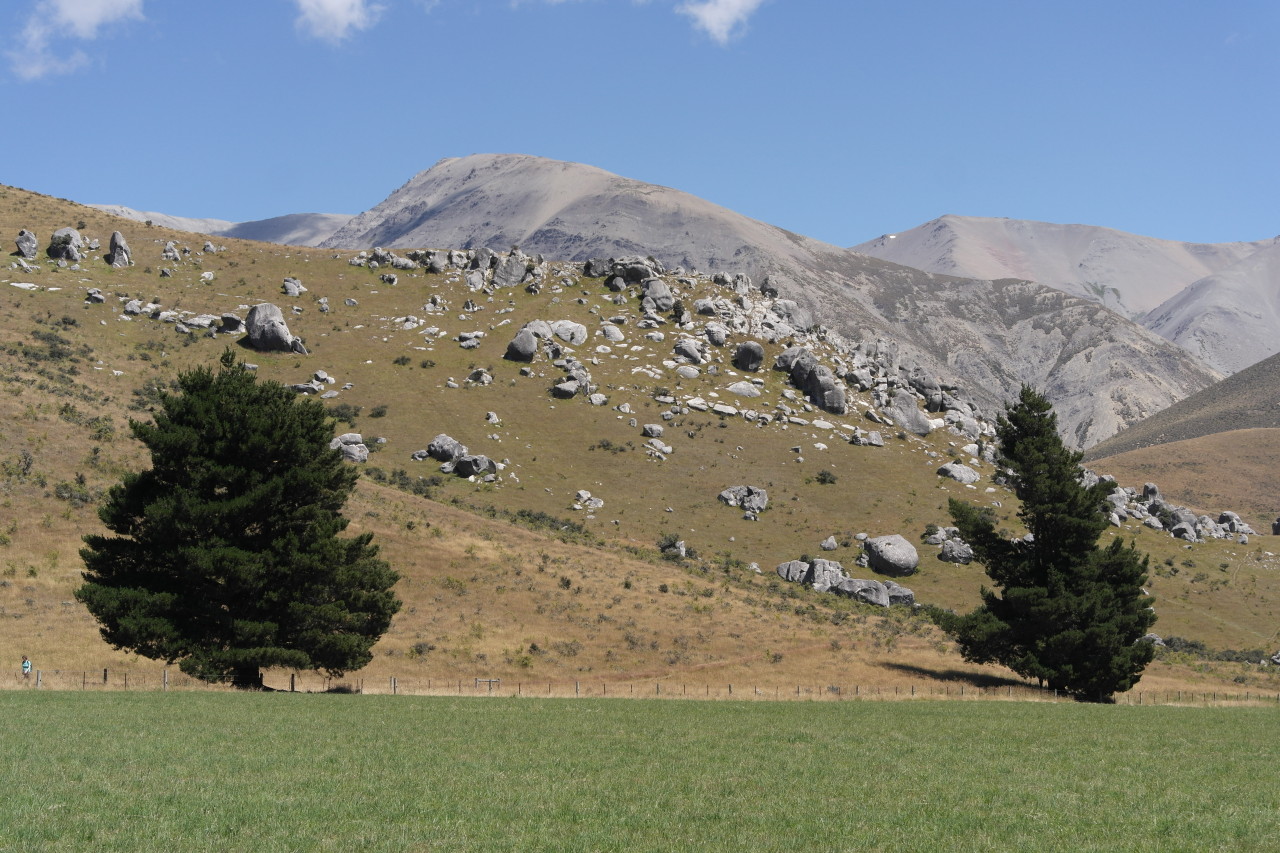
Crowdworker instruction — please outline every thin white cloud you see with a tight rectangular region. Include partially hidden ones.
[293,0,384,42]
[8,0,143,80]
[677,0,765,45]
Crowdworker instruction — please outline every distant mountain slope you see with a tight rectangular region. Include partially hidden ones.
[321,153,816,273]
[851,214,1268,319]
[318,154,1220,448]
[90,204,351,247]
[1142,241,1280,374]
[219,213,354,247]
[1085,348,1280,459]
[89,204,234,235]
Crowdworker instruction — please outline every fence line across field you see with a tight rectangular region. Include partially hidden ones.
[3,668,1278,706]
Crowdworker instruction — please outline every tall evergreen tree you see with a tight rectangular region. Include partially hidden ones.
[947,386,1155,702]
[77,350,400,687]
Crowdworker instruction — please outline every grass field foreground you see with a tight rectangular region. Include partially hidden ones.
[1,692,1277,851]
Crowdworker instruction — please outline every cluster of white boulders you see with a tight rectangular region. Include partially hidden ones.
[410,433,502,482]
[329,433,369,463]
[776,554,915,608]
[484,251,997,449]
[718,485,769,520]
[922,526,974,563]
[774,534,921,608]
[1095,479,1257,543]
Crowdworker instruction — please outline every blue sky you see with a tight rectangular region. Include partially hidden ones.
[2,0,1277,245]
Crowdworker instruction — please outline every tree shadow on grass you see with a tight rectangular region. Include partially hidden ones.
[876,662,1027,690]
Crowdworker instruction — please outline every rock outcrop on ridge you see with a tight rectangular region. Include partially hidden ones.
[317,154,1220,449]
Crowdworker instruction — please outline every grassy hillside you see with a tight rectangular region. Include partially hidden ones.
[2,183,1277,694]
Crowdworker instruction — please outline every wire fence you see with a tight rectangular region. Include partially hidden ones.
[2,668,1278,706]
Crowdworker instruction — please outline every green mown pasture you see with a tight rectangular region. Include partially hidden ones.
[1,692,1276,851]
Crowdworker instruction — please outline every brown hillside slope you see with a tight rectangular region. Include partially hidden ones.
[1087,429,1280,531]
[1,182,1278,695]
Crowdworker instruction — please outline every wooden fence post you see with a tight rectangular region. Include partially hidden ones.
[162,668,168,692]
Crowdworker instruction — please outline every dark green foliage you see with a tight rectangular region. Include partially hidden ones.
[815,469,837,485]
[947,386,1154,702]
[77,350,400,687]
[325,402,362,429]
[363,466,443,499]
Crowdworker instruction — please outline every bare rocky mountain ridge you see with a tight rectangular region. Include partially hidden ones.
[1085,347,1280,459]
[317,153,1220,449]
[91,204,352,248]
[852,215,1280,375]
[95,154,1239,448]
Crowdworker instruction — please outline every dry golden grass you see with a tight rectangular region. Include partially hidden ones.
[0,182,1277,700]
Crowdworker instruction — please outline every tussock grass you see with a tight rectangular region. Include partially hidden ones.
[2,692,1279,851]
[1,183,1279,695]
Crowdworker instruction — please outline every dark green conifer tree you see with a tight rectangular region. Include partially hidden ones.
[947,386,1155,702]
[77,350,400,687]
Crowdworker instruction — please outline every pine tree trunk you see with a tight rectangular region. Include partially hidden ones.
[232,666,262,689]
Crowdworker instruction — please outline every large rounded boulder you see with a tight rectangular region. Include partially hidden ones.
[505,328,538,361]
[863,534,920,576]
[733,341,765,371]
[246,303,306,353]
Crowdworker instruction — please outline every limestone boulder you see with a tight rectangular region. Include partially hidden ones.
[726,381,761,398]
[674,338,705,364]
[776,560,811,584]
[47,227,83,261]
[427,434,468,462]
[505,328,538,361]
[329,433,368,463]
[864,534,920,576]
[937,462,980,485]
[810,559,848,593]
[733,341,765,371]
[15,229,37,260]
[454,455,497,477]
[939,539,974,564]
[883,580,916,606]
[551,320,588,346]
[492,251,529,288]
[642,278,675,311]
[887,390,933,436]
[105,231,131,267]
[834,578,889,607]
[245,303,305,353]
[803,365,848,414]
[718,485,769,514]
